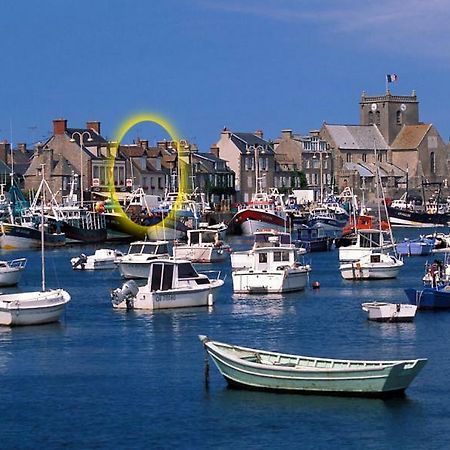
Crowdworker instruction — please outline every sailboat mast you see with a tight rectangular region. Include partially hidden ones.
[41,165,46,292]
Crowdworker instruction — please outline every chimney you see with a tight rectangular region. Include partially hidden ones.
[221,127,232,139]
[86,121,101,134]
[139,139,149,150]
[17,143,27,153]
[255,129,263,139]
[0,141,10,164]
[210,144,220,158]
[281,129,293,140]
[310,129,320,137]
[53,119,67,135]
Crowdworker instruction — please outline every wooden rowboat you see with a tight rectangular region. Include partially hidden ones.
[199,336,427,397]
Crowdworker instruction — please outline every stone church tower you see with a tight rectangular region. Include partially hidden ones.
[359,90,419,144]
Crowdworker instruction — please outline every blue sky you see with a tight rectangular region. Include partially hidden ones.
[1,0,449,149]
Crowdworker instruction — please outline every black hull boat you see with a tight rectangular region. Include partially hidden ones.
[387,206,450,227]
[0,222,66,249]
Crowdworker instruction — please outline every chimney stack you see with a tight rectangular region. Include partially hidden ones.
[255,129,263,139]
[0,141,10,164]
[139,139,149,150]
[210,144,220,158]
[53,119,67,135]
[86,121,101,134]
[281,129,293,140]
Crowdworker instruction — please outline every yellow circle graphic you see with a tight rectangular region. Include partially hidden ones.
[107,113,187,239]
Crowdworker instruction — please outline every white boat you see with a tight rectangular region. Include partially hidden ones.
[200,336,427,397]
[117,240,171,278]
[0,289,71,326]
[340,252,404,280]
[173,227,231,263]
[338,229,393,262]
[0,258,27,286]
[71,249,123,270]
[361,302,417,322]
[111,258,224,310]
[232,233,311,294]
[231,229,306,270]
[0,168,71,326]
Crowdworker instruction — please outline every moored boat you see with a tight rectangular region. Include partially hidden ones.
[361,302,417,322]
[0,258,27,286]
[71,249,123,270]
[111,259,224,310]
[199,336,427,397]
[340,253,403,280]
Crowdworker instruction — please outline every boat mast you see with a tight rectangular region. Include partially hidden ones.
[40,165,46,292]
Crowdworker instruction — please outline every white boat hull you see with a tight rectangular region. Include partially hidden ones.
[0,289,70,326]
[340,262,402,280]
[362,302,417,322]
[173,245,229,263]
[0,269,23,286]
[241,220,286,236]
[114,280,223,310]
[232,268,309,293]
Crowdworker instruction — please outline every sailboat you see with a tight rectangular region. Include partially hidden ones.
[0,167,71,326]
[339,146,403,280]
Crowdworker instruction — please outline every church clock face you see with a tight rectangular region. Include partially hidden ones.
[400,103,407,111]
[371,103,377,111]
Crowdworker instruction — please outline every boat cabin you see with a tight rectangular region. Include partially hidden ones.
[186,229,220,246]
[253,231,291,248]
[147,259,210,291]
[250,246,298,272]
[127,240,169,256]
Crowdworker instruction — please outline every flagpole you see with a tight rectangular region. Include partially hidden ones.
[385,75,388,94]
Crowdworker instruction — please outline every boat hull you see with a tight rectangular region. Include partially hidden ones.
[340,262,402,280]
[361,302,417,322]
[173,245,229,263]
[232,268,309,293]
[201,338,427,397]
[404,287,450,309]
[229,209,287,235]
[395,241,434,256]
[0,223,65,249]
[387,206,450,227]
[114,280,223,310]
[0,290,70,326]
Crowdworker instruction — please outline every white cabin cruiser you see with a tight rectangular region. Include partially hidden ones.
[117,240,171,279]
[232,235,311,294]
[71,249,123,270]
[231,229,305,270]
[111,258,224,310]
[0,258,27,286]
[173,227,230,263]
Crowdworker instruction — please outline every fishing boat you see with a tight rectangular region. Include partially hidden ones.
[361,302,417,322]
[0,168,71,326]
[338,229,393,262]
[232,233,310,294]
[71,249,123,270]
[173,226,231,263]
[111,259,224,310]
[340,252,403,280]
[294,224,334,252]
[199,336,427,397]
[404,258,450,309]
[117,240,170,278]
[387,183,450,227]
[306,204,349,237]
[0,258,27,286]
[395,237,434,256]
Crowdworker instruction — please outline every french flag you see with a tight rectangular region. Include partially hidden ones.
[386,74,398,83]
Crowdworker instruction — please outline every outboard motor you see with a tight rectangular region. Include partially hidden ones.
[71,253,88,270]
[111,280,139,309]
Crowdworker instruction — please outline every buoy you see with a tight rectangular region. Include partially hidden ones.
[312,281,320,289]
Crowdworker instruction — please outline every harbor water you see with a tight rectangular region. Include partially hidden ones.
[0,228,449,449]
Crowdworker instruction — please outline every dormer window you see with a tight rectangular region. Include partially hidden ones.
[396,110,402,125]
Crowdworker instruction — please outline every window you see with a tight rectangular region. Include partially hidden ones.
[178,263,199,278]
[247,175,253,188]
[368,111,374,125]
[396,110,402,125]
[274,252,282,262]
[431,152,436,173]
[362,153,367,162]
[150,264,163,291]
[346,153,352,163]
[378,152,382,163]
[161,264,174,290]
[259,253,268,263]
[376,111,381,125]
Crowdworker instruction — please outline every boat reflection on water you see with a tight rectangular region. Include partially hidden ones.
[231,292,304,317]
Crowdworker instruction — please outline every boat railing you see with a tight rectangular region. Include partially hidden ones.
[199,269,222,281]
[8,258,27,269]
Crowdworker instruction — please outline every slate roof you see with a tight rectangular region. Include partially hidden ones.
[343,161,405,178]
[119,145,146,158]
[324,125,389,150]
[230,132,274,154]
[390,124,431,149]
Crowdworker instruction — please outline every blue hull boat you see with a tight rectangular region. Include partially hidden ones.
[404,287,450,309]
[396,238,434,256]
